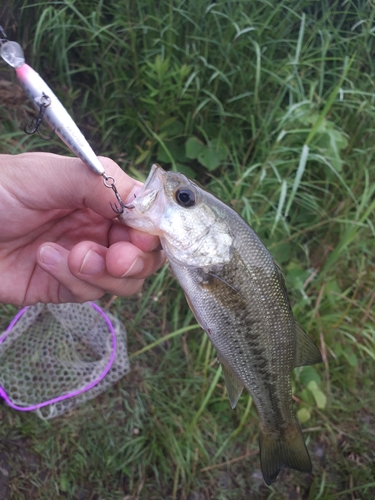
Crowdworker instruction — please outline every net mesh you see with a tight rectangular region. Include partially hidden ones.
[0,302,129,419]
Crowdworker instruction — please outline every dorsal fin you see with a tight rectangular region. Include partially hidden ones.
[272,261,322,368]
[294,322,322,367]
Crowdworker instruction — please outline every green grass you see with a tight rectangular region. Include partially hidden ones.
[1,0,375,498]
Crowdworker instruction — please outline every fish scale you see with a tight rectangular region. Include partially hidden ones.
[173,251,295,429]
[120,164,322,485]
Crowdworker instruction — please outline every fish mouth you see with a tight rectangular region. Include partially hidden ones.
[143,163,166,190]
[132,164,165,214]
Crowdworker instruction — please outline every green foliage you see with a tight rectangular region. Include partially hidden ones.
[186,136,227,171]
[296,366,327,421]
[1,0,375,498]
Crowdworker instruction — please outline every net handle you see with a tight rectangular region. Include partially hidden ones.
[0,302,117,412]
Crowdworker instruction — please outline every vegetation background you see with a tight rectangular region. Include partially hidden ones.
[0,0,374,498]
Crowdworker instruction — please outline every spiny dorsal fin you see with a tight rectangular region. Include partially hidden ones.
[218,354,244,409]
[294,322,322,367]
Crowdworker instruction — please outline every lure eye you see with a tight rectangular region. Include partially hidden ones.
[175,188,196,207]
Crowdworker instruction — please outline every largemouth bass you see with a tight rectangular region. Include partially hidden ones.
[119,164,322,484]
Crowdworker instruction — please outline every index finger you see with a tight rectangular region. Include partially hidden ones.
[3,152,141,219]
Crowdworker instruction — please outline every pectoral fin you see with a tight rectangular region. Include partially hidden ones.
[294,323,322,367]
[218,354,244,409]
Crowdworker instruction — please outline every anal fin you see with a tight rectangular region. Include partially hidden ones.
[218,354,244,409]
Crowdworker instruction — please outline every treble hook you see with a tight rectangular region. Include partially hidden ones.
[24,92,55,140]
[102,174,135,214]
[0,26,8,47]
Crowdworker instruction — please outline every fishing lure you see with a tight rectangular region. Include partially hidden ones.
[0,27,127,211]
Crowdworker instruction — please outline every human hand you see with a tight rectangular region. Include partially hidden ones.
[0,152,165,305]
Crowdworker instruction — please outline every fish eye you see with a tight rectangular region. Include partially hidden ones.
[175,188,196,207]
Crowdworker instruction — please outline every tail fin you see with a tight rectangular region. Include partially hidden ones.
[259,425,312,485]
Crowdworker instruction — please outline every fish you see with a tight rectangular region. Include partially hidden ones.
[119,163,322,485]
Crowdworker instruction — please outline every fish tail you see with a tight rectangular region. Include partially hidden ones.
[259,424,312,485]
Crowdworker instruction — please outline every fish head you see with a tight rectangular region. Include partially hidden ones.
[119,164,233,267]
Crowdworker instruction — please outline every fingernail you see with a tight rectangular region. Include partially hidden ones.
[39,245,61,265]
[80,249,105,275]
[121,257,144,277]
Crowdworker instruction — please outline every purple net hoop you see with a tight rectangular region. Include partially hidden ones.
[0,302,117,412]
